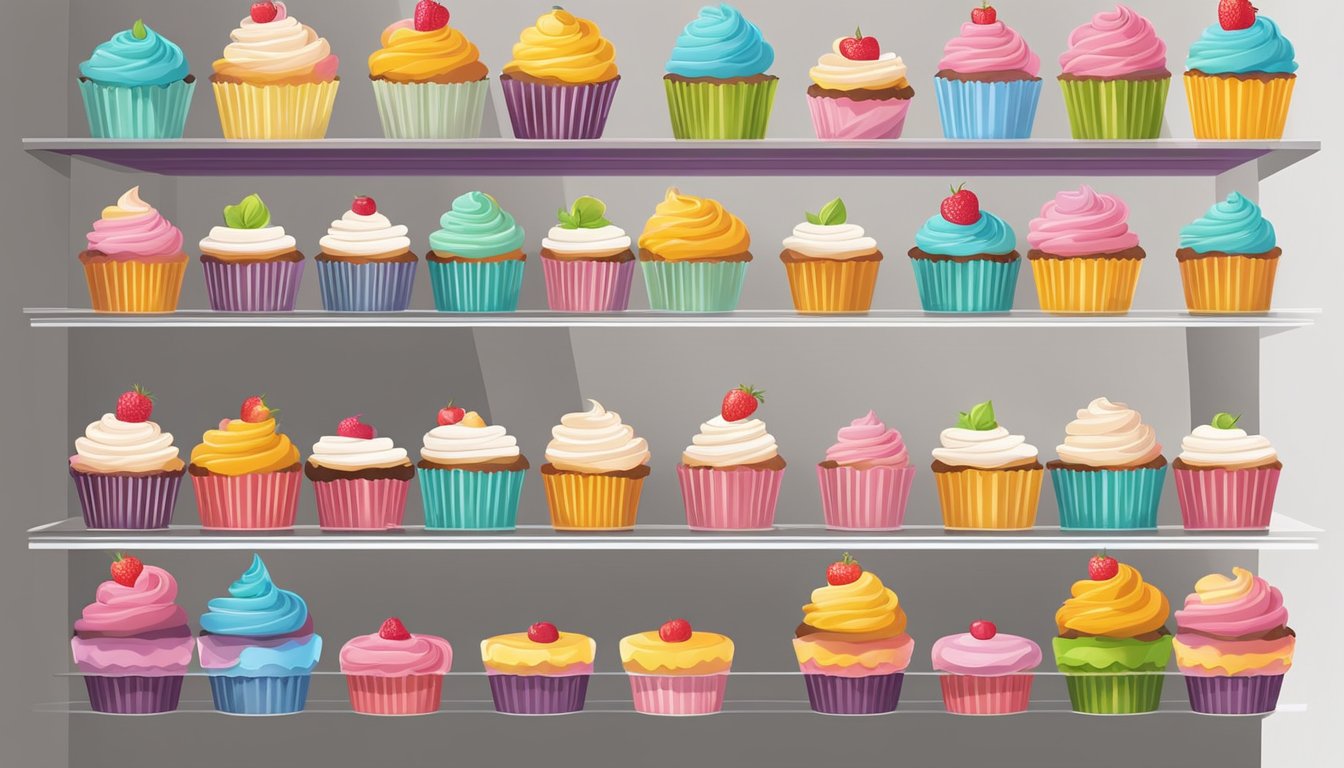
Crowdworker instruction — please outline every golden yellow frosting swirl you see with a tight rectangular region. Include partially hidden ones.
[480,631,595,675]
[638,188,751,261]
[368,21,488,84]
[801,572,907,636]
[189,418,300,476]
[502,9,617,84]
[619,631,734,675]
[1056,563,1170,638]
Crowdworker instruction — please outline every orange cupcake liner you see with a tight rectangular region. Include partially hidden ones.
[935,466,1043,530]
[782,258,881,314]
[82,256,187,313]
[212,79,339,139]
[1029,255,1143,315]
[1179,253,1279,314]
[543,470,645,531]
[1184,72,1295,140]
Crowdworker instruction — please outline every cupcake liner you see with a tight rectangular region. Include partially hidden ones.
[817,465,916,531]
[1063,672,1165,715]
[487,674,589,715]
[782,258,881,314]
[1185,72,1295,140]
[1174,465,1280,530]
[79,78,195,139]
[419,467,526,531]
[427,258,525,313]
[1051,465,1167,531]
[191,470,302,530]
[803,672,904,715]
[82,256,187,313]
[1029,255,1144,315]
[910,256,1020,313]
[1058,77,1171,140]
[1179,253,1279,314]
[628,673,729,716]
[371,79,489,139]
[201,257,305,312]
[212,79,339,140]
[315,258,418,312]
[665,77,778,139]
[70,464,184,530]
[541,257,635,312]
[312,477,410,531]
[807,94,911,140]
[208,674,311,715]
[935,466,1043,530]
[934,77,1042,139]
[939,674,1034,715]
[84,674,184,714]
[1184,674,1283,715]
[640,260,749,313]
[542,469,645,531]
[500,76,619,140]
[677,465,784,531]
[346,673,443,716]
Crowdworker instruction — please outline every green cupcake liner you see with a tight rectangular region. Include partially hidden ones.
[1063,672,1167,715]
[1059,77,1171,140]
[418,467,526,531]
[640,260,748,312]
[79,78,195,139]
[664,78,778,139]
[371,79,489,139]
[427,258,525,313]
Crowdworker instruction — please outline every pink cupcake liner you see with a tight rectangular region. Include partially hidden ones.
[346,674,443,716]
[1174,466,1281,530]
[939,674,1034,715]
[677,465,784,531]
[191,469,302,530]
[808,95,911,140]
[541,257,635,312]
[628,673,728,716]
[312,477,410,531]
[500,76,619,140]
[816,465,915,531]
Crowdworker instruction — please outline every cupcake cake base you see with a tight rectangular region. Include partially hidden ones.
[487,674,590,715]
[803,672,904,715]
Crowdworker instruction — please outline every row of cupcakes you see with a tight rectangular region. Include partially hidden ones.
[81,185,1285,316]
[82,2,1298,141]
[71,388,1281,533]
[74,552,1294,717]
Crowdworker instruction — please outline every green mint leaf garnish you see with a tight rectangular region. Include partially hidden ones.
[566,195,610,229]
[1212,412,1242,430]
[556,208,577,228]
[956,401,998,431]
[818,197,848,227]
[805,211,822,226]
[131,19,147,40]
[224,194,271,230]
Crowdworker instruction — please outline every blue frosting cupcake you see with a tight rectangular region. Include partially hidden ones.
[78,19,195,138]
[1186,16,1297,75]
[664,4,778,139]
[1184,10,1298,139]
[426,192,528,313]
[1177,193,1282,313]
[908,186,1021,313]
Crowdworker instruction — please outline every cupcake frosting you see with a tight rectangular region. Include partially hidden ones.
[1173,568,1293,677]
[1056,562,1170,638]
[801,571,907,636]
[545,400,650,473]
[1186,16,1297,75]
[1179,193,1277,255]
[1178,414,1277,469]
[309,435,409,472]
[931,630,1042,676]
[809,39,909,91]
[914,211,1017,257]
[421,422,521,465]
[190,416,300,476]
[503,8,617,84]
[481,631,596,676]
[74,413,181,473]
[639,188,751,261]
[81,20,190,87]
[667,4,774,79]
[368,15,487,83]
[682,415,779,468]
[199,555,312,637]
[74,565,190,636]
[1028,186,1140,257]
[340,624,453,676]
[428,192,526,259]
[199,194,297,261]
[620,630,735,675]
[933,402,1038,469]
[825,411,909,469]
[1059,5,1168,78]
[1055,397,1162,468]
[783,200,878,260]
[939,20,1040,76]
[544,196,631,257]
[86,187,184,261]
[212,2,340,84]
[319,208,412,259]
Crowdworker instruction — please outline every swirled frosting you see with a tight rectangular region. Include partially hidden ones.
[429,192,526,259]
[801,571,907,636]
[682,415,779,468]
[1179,193,1277,255]
[1055,397,1162,468]
[340,625,453,676]
[200,555,311,637]
[933,427,1038,469]
[620,631,735,675]
[190,417,300,476]
[545,400,650,473]
[81,22,190,86]
[1056,563,1170,638]
[931,630,1042,676]
[1174,568,1293,677]
[319,209,412,259]
[199,196,296,261]
[810,39,908,91]
[639,188,751,261]
[543,225,631,258]
[1186,16,1297,75]
[74,565,189,636]
[824,411,909,469]
[86,187,184,261]
[1179,424,1277,469]
[667,4,774,79]
[914,211,1017,257]
[421,423,521,465]
[309,436,409,471]
[368,17,487,83]
[939,20,1041,76]
[1028,186,1140,257]
[481,631,596,676]
[73,413,181,473]
[503,8,617,84]
[1060,5,1168,78]
[782,222,878,260]
[213,3,339,84]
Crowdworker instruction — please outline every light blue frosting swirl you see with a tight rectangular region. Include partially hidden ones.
[218,636,323,677]
[79,23,190,87]
[428,192,526,259]
[666,4,774,79]
[1186,16,1297,74]
[1179,193,1277,254]
[915,212,1018,257]
[200,555,312,638]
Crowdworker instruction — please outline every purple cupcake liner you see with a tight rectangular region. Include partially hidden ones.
[315,258,418,312]
[501,76,619,139]
[487,674,589,715]
[201,257,305,312]
[803,672,904,715]
[1185,674,1284,715]
[70,464,184,530]
[84,675,184,714]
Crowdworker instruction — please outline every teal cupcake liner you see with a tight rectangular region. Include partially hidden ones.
[910,256,1020,313]
[1051,464,1167,530]
[418,467,526,531]
[1062,672,1166,715]
[640,260,749,313]
[427,258,525,313]
[79,77,195,139]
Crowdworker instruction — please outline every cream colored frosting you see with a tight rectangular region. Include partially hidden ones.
[1056,398,1162,468]
[810,41,909,91]
[1179,425,1277,469]
[421,424,520,464]
[319,210,411,258]
[74,414,180,473]
[782,222,878,260]
[682,416,779,468]
[218,13,333,80]
[200,225,297,260]
[545,400,650,473]
[101,187,152,220]
[933,427,1038,469]
[308,436,409,471]
[542,225,631,258]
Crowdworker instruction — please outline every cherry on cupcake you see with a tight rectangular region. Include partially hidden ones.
[379,617,412,641]
[351,195,377,216]
[969,620,997,640]
[437,401,466,426]
[337,414,377,440]
[659,618,693,643]
[115,385,154,423]
[110,553,144,587]
[1218,0,1258,31]
[1088,553,1120,581]
[941,184,981,226]
[826,553,862,586]
[528,621,560,644]
[414,0,450,32]
[721,385,765,422]
[240,395,275,423]
[970,3,998,25]
[250,1,278,24]
[838,27,880,61]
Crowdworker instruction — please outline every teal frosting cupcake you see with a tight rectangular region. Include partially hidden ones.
[908,186,1021,313]
[664,4,778,139]
[78,19,194,138]
[417,410,529,530]
[1179,193,1277,255]
[427,192,527,312]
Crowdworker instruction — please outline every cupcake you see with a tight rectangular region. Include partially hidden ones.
[305,414,414,530]
[541,400,651,531]
[541,196,636,312]
[197,554,322,715]
[79,20,194,138]
[932,400,1042,530]
[1027,186,1145,315]
[69,386,184,530]
[427,191,527,313]
[1185,2,1297,139]
[639,188,752,313]
[315,196,418,312]
[621,619,734,716]
[665,4,777,139]
[806,29,914,140]
[418,404,529,530]
[369,1,490,139]
[199,194,306,312]
[481,622,595,715]
[931,620,1041,715]
[72,555,193,714]
[793,555,914,715]
[341,617,452,716]
[80,187,188,313]
[935,5,1042,139]
[1174,568,1294,714]
[780,197,883,314]
[1174,413,1281,530]
[678,385,784,531]
[189,395,302,530]
[1058,5,1170,139]
[1049,397,1167,530]
[501,7,619,139]
[1054,555,1172,715]
[211,1,341,139]
[1177,193,1281,314]
[817,411,914,531]
[908,185,1020,313]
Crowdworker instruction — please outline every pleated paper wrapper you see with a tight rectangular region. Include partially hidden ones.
[1179,253,1279,314]
[1059,77,1170,139]
[783,258,881,314]
[82,256,187,313]
[935,466,1043,530]
[665,78,777,139]
[212,79,339,139]
[371,79,488,139]
[1185,72,1295,140]
[1029,255,1144,315]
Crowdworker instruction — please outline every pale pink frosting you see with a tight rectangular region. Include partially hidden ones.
[799,658,908,677]
[1059,4,1168,78]
[340,631,453,677]
[85,192,184,262]
[71,636,194,675]
[1176,574,1288,637]
[931,632,1042,676]
[1028,185,1140,257]
[938,21,1040,76]
[73,565,189,636]
[824,411,910,469]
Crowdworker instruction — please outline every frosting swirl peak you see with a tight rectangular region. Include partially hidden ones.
[429,192,526,259]
[825,411,909,469]
[914,210,1017,257]
[81,22,190,87]
[200,555,311,637]
[369,17,487,83]
[1028,186,1140,257]
[1056,562,1170,638]
[190,417,299,476]
[545,400,650,473]
[319,209,411,259]
[682,415,779,468]
[1055,397,1162,468]
[73,413,181,473]
[639,188,750,261]
[504,8,617,84]
[667,4,774,79]
[801,571,907,636]
[86,187,184,261]
[1186,16,1297,75]
[1059,5,1168,78]
[1179,193,1277,255]
[939,20,1040,76]
[810,39,908,91]
[213,4,339,84]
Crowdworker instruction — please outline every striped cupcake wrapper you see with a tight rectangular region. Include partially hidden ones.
[938,674,1034,715]
[371,79,489,139]
[1184,674,1283,715]
[1051,465,1167,531]
[628,673,729,716]
[1063,672,1165,715]
[191,470,302,530]
[212,80,339,140]
[201,257,305,312]
[817,465,915,531]
[312,477,410,531]
[208,674,312,715]
[542,470,645,531]
[541,257,635,312]
[935,77,1042,139]
[677,465,783,531]
[84,675,184,714]
[418,467,526,531]
[427,259,526,313]
[346,674,444,716]
[70,464,184,530]
[665,78,778,140]
[808,94,911,140]
[910,256,1020,313]
[1174,466,1280,530]
[79,78,194,139]
[640,260,749,313]
[316,259,417,312]
[501,76,619,140]
[803,672,905,715]
[487,674,590,715]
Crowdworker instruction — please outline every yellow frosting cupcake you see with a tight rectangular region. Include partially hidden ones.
[792,564,915,675]
[481,630,595,676]
[1056,562,1170,639]
[638,188,752,263]
[620,626,734,676]
[369,16,487,84]
[503,8,617,85]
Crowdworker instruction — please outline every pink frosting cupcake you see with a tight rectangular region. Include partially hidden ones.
[817,411,915,530]
[79,187,189,312]
[678,385,785,531]
[934,7,1042,139]
[1027,185,1146,314]
[1059,4,1170,139]
[931,619,1041,715]
[340,617,453,715]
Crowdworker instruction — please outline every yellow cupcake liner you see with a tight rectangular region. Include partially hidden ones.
[1029,255,1143,315]
[212,79,340,139]
[1179,253,1279,314]
[935,466,1043,531]
[82,256,187,313]
[1184,72,1295,140]
[782,258,881,314]
[543,470,645,531]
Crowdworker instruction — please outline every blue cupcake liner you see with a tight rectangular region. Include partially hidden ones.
[427,259,525,313]
[315,258,417,312]
[1050,464,1167,530]
[935,77,1042,139]
[640,260,749,313]
[78,77,195,139]
[910,256,1020,313]
[208,674,312,715]
[419,467,527,531]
